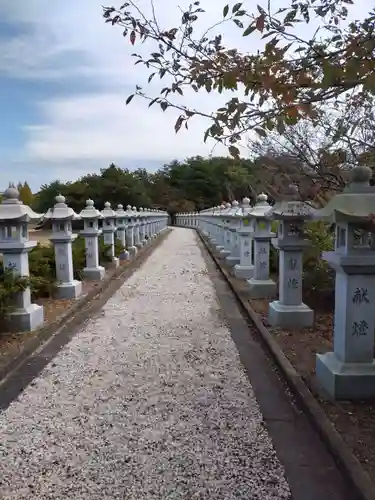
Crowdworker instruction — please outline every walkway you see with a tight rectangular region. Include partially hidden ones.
[0,228,289,499]
[0,228,351,499]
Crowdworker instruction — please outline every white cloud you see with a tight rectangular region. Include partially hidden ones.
[24,90,230,161]
[0,0,370,188]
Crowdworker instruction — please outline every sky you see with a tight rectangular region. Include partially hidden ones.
[0,0,368,192]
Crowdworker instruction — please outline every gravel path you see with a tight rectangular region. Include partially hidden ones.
[0,228,291,500]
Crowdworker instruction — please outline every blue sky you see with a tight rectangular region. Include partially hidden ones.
[0,0,368,192]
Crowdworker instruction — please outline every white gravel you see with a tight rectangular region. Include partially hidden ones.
[0,228,291,499]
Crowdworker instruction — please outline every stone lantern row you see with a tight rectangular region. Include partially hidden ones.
[179,166,375,401]
[0,186,168,334]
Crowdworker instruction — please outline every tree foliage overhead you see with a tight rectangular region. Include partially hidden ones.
[103,0,375,157]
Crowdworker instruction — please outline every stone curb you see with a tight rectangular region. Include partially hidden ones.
[0,230,172,387]
[197,229,375,500]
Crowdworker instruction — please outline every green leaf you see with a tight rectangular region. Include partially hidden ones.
[243,24,255,36]
[229,145,240,158]
[232,3,242,13]
[148,98,158,107]
[223,5,229,17]
[126,94,134,105]
[233,19,244,28]
[160,101,168,111]
[255,128,267,138]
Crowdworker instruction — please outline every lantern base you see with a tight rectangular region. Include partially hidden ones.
[83,266,106,281]
[247,278,277,299]
[233,264,254,279]
[226,255,240,267]
[128,246,138,257]
[7,303,44,333]
[219,249,230,258]
[111,257,120,268]
[316,351,375,400]
[55,280,82,300]
[268,300,314,328]
[120,250,130,261]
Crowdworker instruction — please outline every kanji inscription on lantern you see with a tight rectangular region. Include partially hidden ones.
[86,251,93,259]
[244,239,249,247]
[244,250,250,257]
[258,247,267,255]
[88,239,93,246]
[289,258,298,270]
[352,320,368,337]
[7,261,16,270]
[260,261,267,268]
[59,263,65,270]
[287,277,299,289]
[352,287,370,305]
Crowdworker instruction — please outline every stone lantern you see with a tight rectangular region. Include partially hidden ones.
[138,208,147,246]
[233,196,254,279]
[132,206,142,248]
[219,202,233,257]
[79,199,105,281]
[0,184,44,332]
[246,193,277,297]
[44,195,82,299]
[100,202,119,268]
[142,207,151,244]
[214,204,227,251]
[115,204,130,260]
[149,209,156,240]
[266,188,315,328]
[314,165,375,399]
[125,205,137,256]
[226,200,242,267]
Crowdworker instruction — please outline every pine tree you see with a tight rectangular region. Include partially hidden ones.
[18,181,34,206]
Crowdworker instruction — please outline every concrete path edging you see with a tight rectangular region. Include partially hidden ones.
[197,229,375,500]
[0,230,172,390]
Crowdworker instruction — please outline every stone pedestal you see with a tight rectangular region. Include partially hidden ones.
[234,218,254,279]
[214,223,225,251]
[139,209,147,245]
[316,240,375,399]
[115,204,130,261]
[3,247,44,331]
[268,242,313,328]
[126,206,137,256]
[247,236,276,298]
[219,225,231,258]
[134,222,143,248]
[82,236,105,281]
[226,224,241,267]
[53,240,83,299]
[101,202,119,268]
[103,230,119,267]
[80,199,106,281]
[45,195,82,300]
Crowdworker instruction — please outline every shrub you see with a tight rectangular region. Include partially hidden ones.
[302,221,335,310]
[28,243,56,298]
[0,265,29,316]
